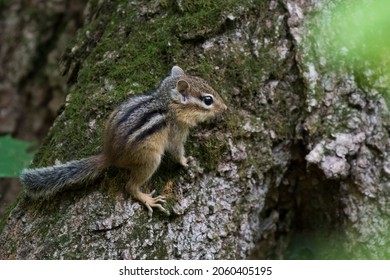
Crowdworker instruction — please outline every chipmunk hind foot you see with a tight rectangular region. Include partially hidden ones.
[132,190,168,217]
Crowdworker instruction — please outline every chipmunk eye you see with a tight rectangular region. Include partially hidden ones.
[202,95,214,106]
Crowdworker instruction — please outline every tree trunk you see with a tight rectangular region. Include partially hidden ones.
[1,0,389,259]
[0,0,86,215]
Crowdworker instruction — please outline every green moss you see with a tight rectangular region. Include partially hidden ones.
[33,0,251,164]
[30,0,291,226]
[57,233,71,245]
[0,0,316,260]
[188,132,228,172]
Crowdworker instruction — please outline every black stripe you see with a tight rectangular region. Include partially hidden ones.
[134,119,167,144]
[116,96,153,128]
[124,108,168,140]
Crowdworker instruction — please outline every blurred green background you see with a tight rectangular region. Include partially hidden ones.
[314,0,390,106]
[0,135,34,178]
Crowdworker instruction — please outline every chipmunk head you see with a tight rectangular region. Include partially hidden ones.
[168,66,227,126]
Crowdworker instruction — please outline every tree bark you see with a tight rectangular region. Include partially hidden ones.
[0,0,86,215]
[1,0,389,259]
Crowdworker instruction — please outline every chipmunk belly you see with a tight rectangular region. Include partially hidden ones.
[127,126,169,164]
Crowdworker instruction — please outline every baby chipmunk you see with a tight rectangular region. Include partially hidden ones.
[21,66,227,216]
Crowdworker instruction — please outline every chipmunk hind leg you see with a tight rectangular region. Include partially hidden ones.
[125,154,168,216]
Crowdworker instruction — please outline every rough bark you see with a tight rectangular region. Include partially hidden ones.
[1,0,389,259]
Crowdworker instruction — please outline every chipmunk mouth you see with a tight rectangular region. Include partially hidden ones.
[212,112,227,122]
[217,105,228,114]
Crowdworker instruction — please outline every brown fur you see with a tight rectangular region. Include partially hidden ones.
[102,67,227,216]
[21,66,227,216]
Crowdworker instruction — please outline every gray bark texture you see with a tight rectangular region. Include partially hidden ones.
[1,0,389,259]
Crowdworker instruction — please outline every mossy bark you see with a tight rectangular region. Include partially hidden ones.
[1,0,389,259]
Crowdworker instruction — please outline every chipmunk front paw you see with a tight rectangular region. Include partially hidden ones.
[179,156,189,168]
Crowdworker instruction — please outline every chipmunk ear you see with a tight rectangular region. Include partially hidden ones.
[171,66,185,77]
[176,80,190,97]
[171,79,190,103]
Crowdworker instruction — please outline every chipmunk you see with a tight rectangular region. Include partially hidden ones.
[20,66,227,216]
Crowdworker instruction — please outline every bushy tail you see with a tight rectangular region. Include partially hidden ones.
[20,154,108,198]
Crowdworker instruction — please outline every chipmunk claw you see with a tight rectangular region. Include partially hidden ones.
[135,190,168,217]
